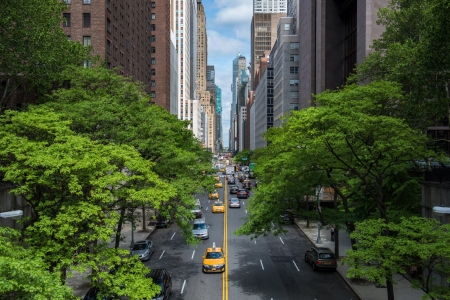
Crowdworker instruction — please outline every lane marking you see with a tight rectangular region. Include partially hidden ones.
[293,261,300,271]
[260,259,265,270]
[181,280,186,294]
[159,250,165,259]
[245,210,248,214]
[206,207,208,211]
[170,232,176,240]
[191,250,195,259]
[279,237,284,244]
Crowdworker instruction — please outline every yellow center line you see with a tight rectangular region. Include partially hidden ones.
[223,178,229,300]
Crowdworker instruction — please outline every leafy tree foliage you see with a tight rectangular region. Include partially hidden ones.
[39,65,214,244]
[0,0,89,112]
[351,0,450,132]
[233,149,253,165]
[0,227,75,300]
[344,217,450,300]
[0,108,170,298]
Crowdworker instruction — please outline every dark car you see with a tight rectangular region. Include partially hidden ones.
[242,180,252,190]
[229,185,239,194]
[130,240,155,261]
[304,247,337,271]
[146,269,172,300]
[280,211,295,224]
[155,216,172,228]
[227,177,236,185]
[237,189,249,199]
[83,287,119,300]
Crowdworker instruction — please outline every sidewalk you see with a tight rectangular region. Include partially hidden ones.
[295,220,426,300]
[66,208,157,299]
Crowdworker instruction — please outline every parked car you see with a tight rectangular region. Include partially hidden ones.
[229,185,239,194]
[155,216,172,228]
[237,189,249,199]
[229,198,241,208]
[146,269,172,300]
[191,199,202,218]
[304,246,337,271]
[192,218,209,239]
[280,211,295,224]
[131,240,155,261]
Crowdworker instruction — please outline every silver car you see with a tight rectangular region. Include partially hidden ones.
[192,218,209,240]
[131,240,155,261]
[229,198,241,208]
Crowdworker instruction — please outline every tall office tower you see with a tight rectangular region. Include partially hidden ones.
[215,86,222,150]
[176,0,201,138]
[61,0,175,112]
[230,55,247,151]
[206,65,217,151]
[196,1,215,150]
[250,0,286,90]
[290,0,388,108]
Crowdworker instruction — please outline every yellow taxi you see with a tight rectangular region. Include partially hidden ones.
[214,181,223,188]
[202,246,226,273]
[208,190,219,199]
[213,175,220,182]
[212,200,224,213]
[219,167,226,173]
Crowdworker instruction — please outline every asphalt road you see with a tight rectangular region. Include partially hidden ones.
[144,174,358,300]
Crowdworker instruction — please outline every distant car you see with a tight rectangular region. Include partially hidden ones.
[229,198,241,208]
[131,240,155,261]
[214,175,220,181]
[155,216,172,228]
[242,180,252,190]
[202,246,226,273]
[191,199,202,218]
[280,211,295,224]
[209,190,219,199]
[237,189,249,199]
[192,218,209,239]
[227,177,236,185]
[146,269,172,300]
[214,181,223,188]
[229,185,239,194]
[249,171,256,179]
[304,247,337,271]
[212,201,225,213]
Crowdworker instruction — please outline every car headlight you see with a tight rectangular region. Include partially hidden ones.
[203,264,211,268]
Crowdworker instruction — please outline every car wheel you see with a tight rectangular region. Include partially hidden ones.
[312,263,317,271]
[304,255,308,263]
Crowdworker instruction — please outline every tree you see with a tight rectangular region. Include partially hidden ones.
[344,217,450,300]
[0,108,171,298]
[233,149,253,165]
[351,0,450,134]
[0,0,89,112]
[0,227,75,300]
[39,65,214,244]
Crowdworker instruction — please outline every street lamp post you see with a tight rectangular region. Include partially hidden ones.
[316,186,322,244]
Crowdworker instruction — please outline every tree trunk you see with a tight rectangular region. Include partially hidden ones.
[386,275,395,300]
[142,205,146,231]
[114,205,126,249]
[333,189,339,257]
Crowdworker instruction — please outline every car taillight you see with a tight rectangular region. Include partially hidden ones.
[333,261,337,265]
[316,260,323,265]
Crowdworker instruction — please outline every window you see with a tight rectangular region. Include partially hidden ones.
[64,0,71,3]
[290,54,299,62]
[83,60,91,68]
[151,47,155,53]
[151,2,156,8]
[106,62,111,69]
[290,103,299,110]
[126,40,130,50]
[83,13,91,27]
[284,23,290,30]
[267,107,273,114]
[151,13,156,20]
[106,0,110,10]
[107,40,111,54]
[151,58,156,65]
[151,24,156,31]
[63,13,70,27]
[83,36,91,47]
[290,91,299,98]
[67,36,71,40]
[83,0,91,4]
[107,18,111,32]
[290,79,299,86]
[290,67,298,74]
[151,35,156,42]
[151,91,156,98]
[289,42,299,49]
[151,80,156,86]
[151,69,156,75]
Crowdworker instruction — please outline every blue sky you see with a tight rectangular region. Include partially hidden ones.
[203,0,253,148]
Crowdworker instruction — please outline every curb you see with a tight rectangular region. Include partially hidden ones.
[294,220,363,300]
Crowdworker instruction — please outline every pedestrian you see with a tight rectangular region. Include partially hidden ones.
[331,225,335,242]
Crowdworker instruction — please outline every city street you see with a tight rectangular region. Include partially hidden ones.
[144,175,358,300]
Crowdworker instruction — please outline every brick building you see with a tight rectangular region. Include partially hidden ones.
[61,0,175,112]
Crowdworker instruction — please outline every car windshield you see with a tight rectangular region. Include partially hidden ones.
[231,199,239,203]
[193,223,207,229]
[206,251,223,259]
[319,253,335,259]
[133,243,148,250]
[214,203,223,206]
[192,205,201,210]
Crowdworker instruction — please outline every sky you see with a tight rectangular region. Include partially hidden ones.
[202,0,253,149]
